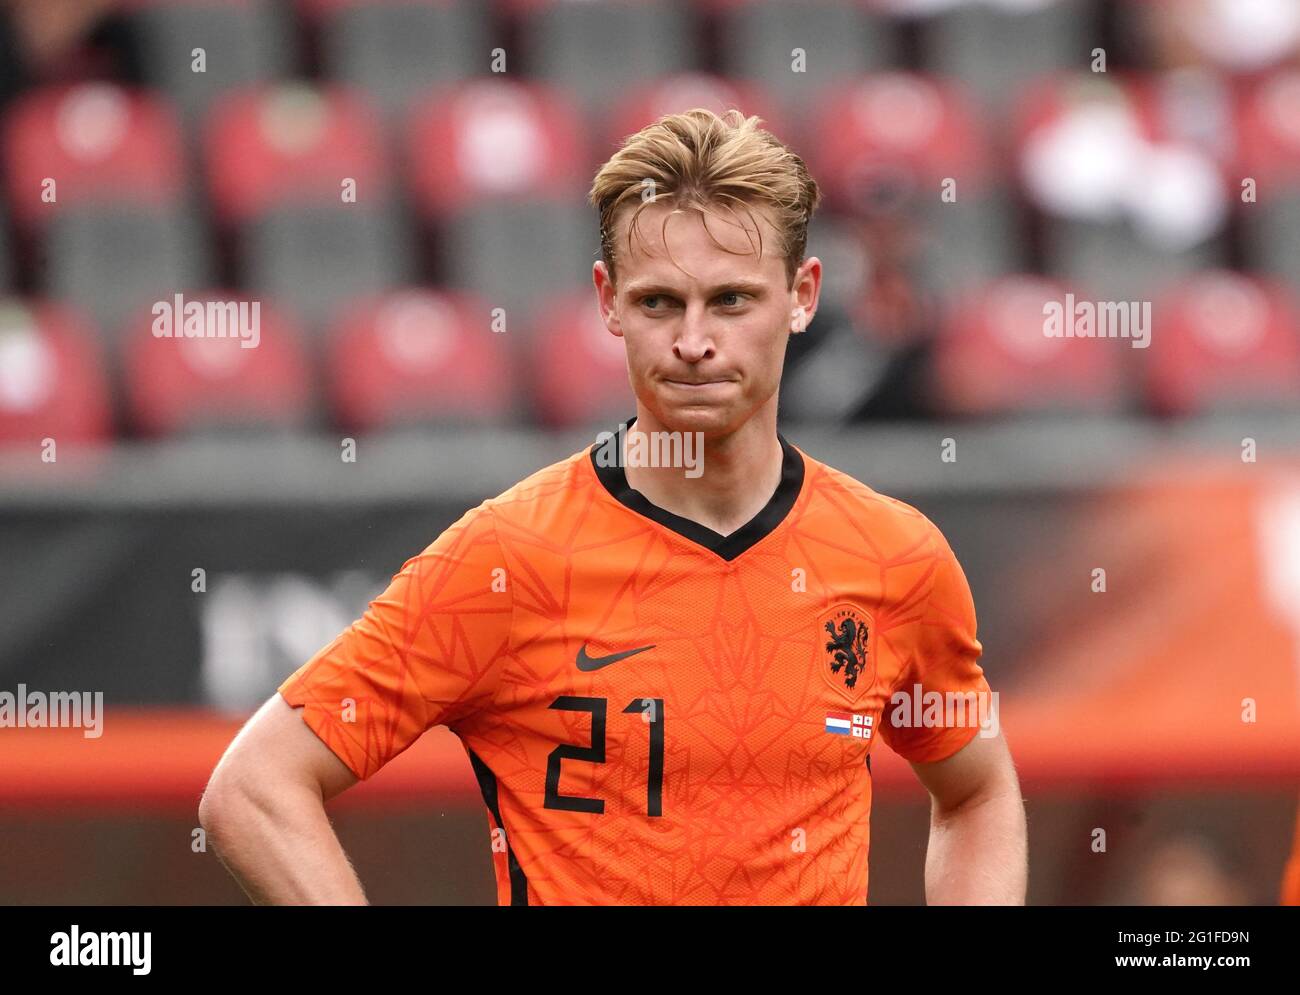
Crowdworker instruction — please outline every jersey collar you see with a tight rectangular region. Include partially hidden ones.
[589,415,806,562]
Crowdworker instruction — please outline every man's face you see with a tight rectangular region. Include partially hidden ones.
[593,199,820,438]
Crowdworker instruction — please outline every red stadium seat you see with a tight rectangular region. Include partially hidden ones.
[327,288,514,431]
[204,83,390,226]
[122,292,313,436]
[205,84,409,335]
[810,72,995,211]
[528,288,629,428]
[603,73,787,159]
[406,79,593,319]
[406,77,586,217]
[807,72,1014,296]
[1142,271,1300,416]
[930,275,1126,416]
[1236,69,1300,187]
[1,83,184,229]
[0,299,111,446]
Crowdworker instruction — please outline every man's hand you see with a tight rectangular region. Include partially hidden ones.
[908,728,1027,905]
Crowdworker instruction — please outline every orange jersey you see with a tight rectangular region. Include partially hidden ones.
[279,419,991,905]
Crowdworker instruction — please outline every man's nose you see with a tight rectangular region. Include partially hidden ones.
[673,306,715,362]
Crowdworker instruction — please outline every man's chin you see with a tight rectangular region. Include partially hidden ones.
[643,396,738,438]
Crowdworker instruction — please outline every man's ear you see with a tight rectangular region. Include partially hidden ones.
[594,261,624,336]
[790,255,822,333]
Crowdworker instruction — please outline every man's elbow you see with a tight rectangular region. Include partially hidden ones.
[199,754,256,842]
[199,767,232,840]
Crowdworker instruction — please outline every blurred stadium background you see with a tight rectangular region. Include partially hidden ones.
[1,0,1299,905]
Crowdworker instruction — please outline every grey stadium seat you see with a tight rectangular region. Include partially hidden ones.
[919,186,1021,298]
[241,204,414,337]
[718,0,894,133]
[321,0,490,124]
[923,0,1090,119]
[442,199,596,327]
[1044,217,1226,302]
[44,206,213,340]
[131,0,294,131]
[1244,190,1300,300]
[522,1,700,121]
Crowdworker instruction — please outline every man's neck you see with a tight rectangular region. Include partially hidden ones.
[623,406,785,537]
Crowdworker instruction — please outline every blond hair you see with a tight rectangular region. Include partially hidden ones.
[588,108,821,290]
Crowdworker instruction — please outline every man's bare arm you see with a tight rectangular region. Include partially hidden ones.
[198,693,366,905]
[908,728,1027,905]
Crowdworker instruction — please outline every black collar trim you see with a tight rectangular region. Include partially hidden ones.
[589,416,806,561]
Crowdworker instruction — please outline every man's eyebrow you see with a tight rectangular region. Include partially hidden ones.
[622,279,769,298]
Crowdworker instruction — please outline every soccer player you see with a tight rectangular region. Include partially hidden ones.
[199,108,1027,906]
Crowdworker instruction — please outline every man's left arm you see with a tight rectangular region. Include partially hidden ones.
[908,728,1027,905]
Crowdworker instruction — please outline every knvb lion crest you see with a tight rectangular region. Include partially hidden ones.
[820,605,875,703]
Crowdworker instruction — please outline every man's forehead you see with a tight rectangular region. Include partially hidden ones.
[615,201,783,281]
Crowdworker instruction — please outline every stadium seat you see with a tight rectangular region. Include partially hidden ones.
[406,78,586,214]
[312,0,491,123]
[0,299,111,447]
[241,204,413,339]
[328,287,515,432]
[921,0,1089,118]
[44,206,213,341]
[406,79,595,321]
[603,73,787,159]
[512,0,700,124]
[205,83,389,226]
[528,288,630,428]
[709,0,894,133]
[808,73,1016,298]
[128,0,295,131]
[1236,70,1300,292]
[441,201,593,324]
[206,84,408,335]
[122,292,313,436]
[1141,271,1300,416]
[1,83,185,230]
[1014,73,1230,302]
[929,275,1127,416]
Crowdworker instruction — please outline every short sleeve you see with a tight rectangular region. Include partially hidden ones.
[278,504,512,780]
[878,523,991,764]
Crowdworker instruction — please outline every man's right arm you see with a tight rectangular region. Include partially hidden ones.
[198,693,365,905]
